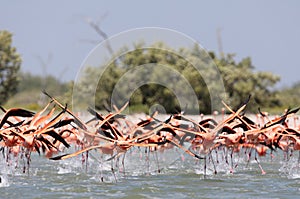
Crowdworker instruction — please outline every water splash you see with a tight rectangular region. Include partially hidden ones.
[279,156,300,179]
[0,174,10,187]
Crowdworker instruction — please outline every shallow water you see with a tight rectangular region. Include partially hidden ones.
[0,148,300,199]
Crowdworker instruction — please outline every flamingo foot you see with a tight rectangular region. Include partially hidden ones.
[181,155,185,162]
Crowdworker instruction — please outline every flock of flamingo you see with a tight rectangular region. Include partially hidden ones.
[0,92,299,181]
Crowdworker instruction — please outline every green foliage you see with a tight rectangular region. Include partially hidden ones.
[5,72,70,110]
[76,43,212,113]
[0,30,21,104]
[73,42,282,114]
[276,82,300,110]
[214,53,280,112]
[0,31,285,113]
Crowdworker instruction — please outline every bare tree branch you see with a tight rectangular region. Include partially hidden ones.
[83,14,115,57]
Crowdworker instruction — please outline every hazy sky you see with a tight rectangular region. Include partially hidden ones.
[1,0,299,87]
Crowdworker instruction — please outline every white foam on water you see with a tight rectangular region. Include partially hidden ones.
[289,173,300,179]
[57,157,85,171]
[279,156,300,179]
[195,168,214,175]
[57,166,72,174]
[0,175,10,187]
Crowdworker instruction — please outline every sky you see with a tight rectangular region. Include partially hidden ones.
[1,0,300,88]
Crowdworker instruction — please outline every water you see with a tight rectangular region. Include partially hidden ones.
[0,148,300,199]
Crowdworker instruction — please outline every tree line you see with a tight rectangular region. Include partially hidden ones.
[75,42,281,114]
[1,30,298,114]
